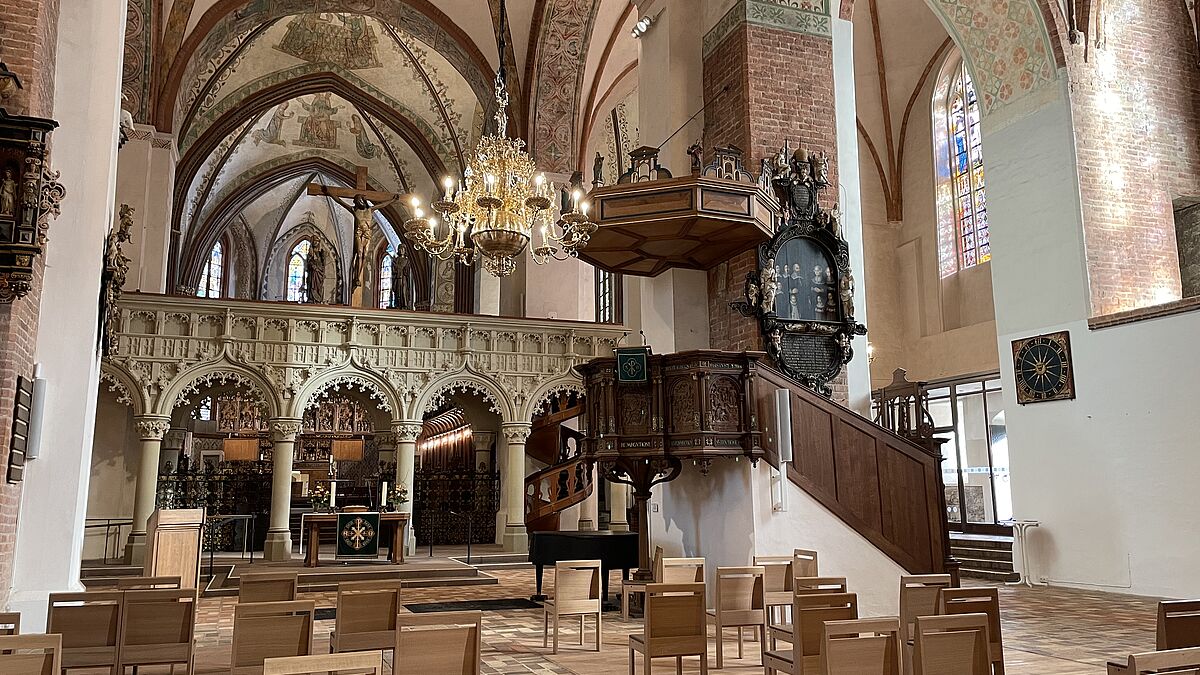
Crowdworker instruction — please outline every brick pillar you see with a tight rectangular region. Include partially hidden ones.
[702,3,839,352]
[0,0,61,610]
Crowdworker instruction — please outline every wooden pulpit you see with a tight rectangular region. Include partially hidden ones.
[143,508,204,589]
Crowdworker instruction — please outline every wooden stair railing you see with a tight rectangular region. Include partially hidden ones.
[524,429,592,533]
[752,362,956,579]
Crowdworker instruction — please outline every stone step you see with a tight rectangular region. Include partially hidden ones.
[951,546,1014,562]
[954,556,1016,573]
[949,534,1014,551]
[959,567,1021,583]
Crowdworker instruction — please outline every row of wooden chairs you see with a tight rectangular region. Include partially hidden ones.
[1108,599,1200,674]
[48,586,197,674]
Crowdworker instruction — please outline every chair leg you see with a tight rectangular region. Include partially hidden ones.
[676,656,683,674]
[622,590,630,621]
[580,615,585,645]
[629,646,635,675]
[759,625,767,665]
[700,652,708,675]
[553,611,560,654]
[644,652,652,675]
[716,623,724,669]
[543,610,549,648]
[596,611,603,651]
[738,625,745,659]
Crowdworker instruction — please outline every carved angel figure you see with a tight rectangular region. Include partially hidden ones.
[840,271,855,319]
[810,150,830,187]
[761,258,780,314]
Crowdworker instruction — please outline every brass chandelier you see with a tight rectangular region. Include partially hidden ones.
[403,0,595,277]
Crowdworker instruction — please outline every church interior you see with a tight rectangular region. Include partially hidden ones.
[0,0,1198,672]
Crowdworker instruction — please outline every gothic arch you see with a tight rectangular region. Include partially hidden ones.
[522,376,587,421]
[154,359,281,418]
[155,0,496,133]
[260,218,346,303]
[99,362,148,416]
[414,368,513,423]
[292,362,400,418]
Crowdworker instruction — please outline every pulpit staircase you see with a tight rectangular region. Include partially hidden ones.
[524,393,593,533]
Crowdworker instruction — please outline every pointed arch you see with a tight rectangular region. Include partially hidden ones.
[261,217,345,303]
[99,361,148,417]
[414,368,513,423]
[521,376,586,422]
[154,359,282,419]
[292,362,401,419]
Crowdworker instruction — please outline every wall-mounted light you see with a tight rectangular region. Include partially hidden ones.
[631,11,661,39]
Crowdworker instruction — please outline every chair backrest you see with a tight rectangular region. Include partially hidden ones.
[899,574,953,642]
[714,566,766,625]
[239,570,300,604]
[793,549,819,577]
[912,613,990,675]
[0,634,60,675]
[117,575,182,589]
[644,583,708,656]
[1159,600,1200,650]
[46,591,122,669]
[821,617,902,675]
[232,600,316,673]
[264,650,385,675]
[333,581,403,652]
[0,611,18,635]
[553,560,602,614]
[396,611,482,675]
[938,587,1002,654]
[1127,646,1200,674]
[793,591,859,658]
[658,557,706,584]
[753,556,794,593]
[793,576,849,595]
[118,588,198,667]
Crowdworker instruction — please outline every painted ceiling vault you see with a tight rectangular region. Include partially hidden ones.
[119,0,640,299]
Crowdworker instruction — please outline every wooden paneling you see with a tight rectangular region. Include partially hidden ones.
[791,396,836,498]
[833,420,883,529]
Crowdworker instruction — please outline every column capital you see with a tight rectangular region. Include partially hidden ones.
[133,416,171,441]
[269,418,304,442]
[500,422,532,444]
[392,420,423,442]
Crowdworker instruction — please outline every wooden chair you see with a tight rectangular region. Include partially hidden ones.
[793,549,819,577]
[0,634,61,675]
[899,573,953,674]
[939,587,1004,674]
[912,613,991,675]
[47,590,122,674]
[754,555,794,624]
[1159,600,1200,650]
[395,611,482,675]
[542,559,602,653]
[706,566,767,668]
[821,617,903,675]
[621,546,663,621]
[628,583,709,675]
[764,591,858,675]
[116,575,182,589]
[117,588,197,674]
[768,576,849,648]
[263,650,385,675]
[657,556,706,584]
[231,600,316,675]
[239,570,300,604]
[0,611,19,635]
[1108,646,1200,674]
[330,580,403,655]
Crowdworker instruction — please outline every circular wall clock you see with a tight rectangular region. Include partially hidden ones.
[1011,330,1076,404]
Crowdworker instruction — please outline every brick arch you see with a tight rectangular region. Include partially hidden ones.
[154,0,496,133]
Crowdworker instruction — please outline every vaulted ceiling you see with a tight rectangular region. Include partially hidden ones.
[120,0,639,294]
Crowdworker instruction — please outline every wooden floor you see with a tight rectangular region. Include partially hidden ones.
[96,565,1159,674]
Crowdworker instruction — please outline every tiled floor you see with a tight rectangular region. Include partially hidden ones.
[126,569,1162,673]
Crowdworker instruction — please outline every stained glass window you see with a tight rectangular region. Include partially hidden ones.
[946,60,989,270]
[195,396,212,421]
[287,239,311,302]
[595,269,621,323]
[379,248,395,309]
[197,241,224,298]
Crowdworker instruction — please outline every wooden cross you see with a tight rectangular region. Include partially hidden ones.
[305,166,406,204]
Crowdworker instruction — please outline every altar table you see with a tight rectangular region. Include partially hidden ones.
[301,512,409,567]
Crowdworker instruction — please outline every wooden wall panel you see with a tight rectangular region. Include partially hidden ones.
[792,396,836,497]
[832,420,883,529]
[878,443,934,570]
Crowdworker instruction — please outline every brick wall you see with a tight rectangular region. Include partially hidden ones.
[0,0,60,607]
[1067,0,1200,315]
[702,21,839,353]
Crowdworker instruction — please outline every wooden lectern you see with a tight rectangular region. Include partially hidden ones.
[143,508,205,589]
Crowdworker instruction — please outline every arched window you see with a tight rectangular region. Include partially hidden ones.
[287,239,311,302]
[197,240,225,298]
[378,247,395,309]
[934,57,989,276]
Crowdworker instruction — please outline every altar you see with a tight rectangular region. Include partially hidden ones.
[300,511,410,567]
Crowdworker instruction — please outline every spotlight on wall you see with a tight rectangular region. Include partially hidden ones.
[630,12,659,39]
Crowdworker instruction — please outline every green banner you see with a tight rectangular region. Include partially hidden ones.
[336,512,381,560]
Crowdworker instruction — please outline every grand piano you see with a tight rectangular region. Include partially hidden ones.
[528,530,639,602]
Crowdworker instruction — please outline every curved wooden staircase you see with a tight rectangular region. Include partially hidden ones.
[523,393,593,533]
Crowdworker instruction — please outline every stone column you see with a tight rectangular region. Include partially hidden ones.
[471,431,496,471]
[264,419,302,561]
[393,421,422,554]
[500,423,532,552]
[577,463,599,531]
[125,416,171,565]
[609,479,630,532]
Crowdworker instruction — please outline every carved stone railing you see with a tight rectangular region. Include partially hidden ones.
[102,293,626,423]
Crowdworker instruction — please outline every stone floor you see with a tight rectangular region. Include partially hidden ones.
[103,568,1163,673]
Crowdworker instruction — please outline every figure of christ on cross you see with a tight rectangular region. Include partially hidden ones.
[307,166,406,306]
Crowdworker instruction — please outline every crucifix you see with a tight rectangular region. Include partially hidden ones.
[307,166,404,306]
